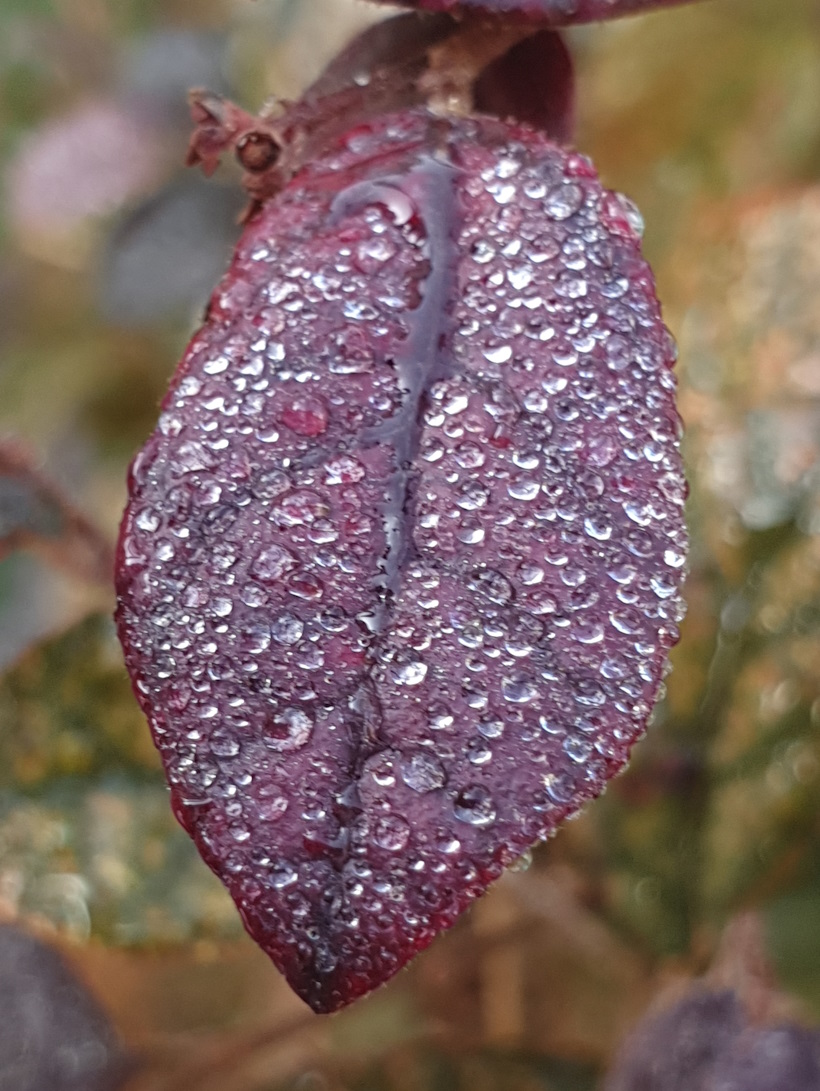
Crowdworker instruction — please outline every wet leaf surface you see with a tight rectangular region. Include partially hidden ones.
[116,106,686,1011]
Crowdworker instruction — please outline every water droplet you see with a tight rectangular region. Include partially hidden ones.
[508,477,540,502]
[664,547,686,569]
[562,737,588,763]
[478,717,505,739]
[210,735,240,758]
[544,182,583,220]
[401,752,446,793]
[274,490,328,527]
[270,862,298,889]
[468,569,514,605]
[324,455,365,485]
[258,795,289,822]
[483,344,512,365]
[507,266,534,290]
[362,750,399,789]
[264,707,313,751]
[135,508,160,532]
[241,623,271,655]
[372,814,410,852]
[517,562,544,586]
[584,515,612,541]
[454,442,486,470]
[453,785,497,827]
[279,394,328,437]
[435,831,461,854]
[573,622,604,644]
[390,660,427,687]
[252,545,297,581]
[624,500,653,526]
[466,739,492,765]
[510,848,533,873]
[287,573,324,600]
[355,236,397,271]
[502,676,538,704]
[618,194,645,236]
[270,613,304,644]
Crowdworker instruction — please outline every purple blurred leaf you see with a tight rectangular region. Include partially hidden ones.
[604,990,745,1091]
[605,986,820,1091]
[709,1026,820,1091]
[98,176,245,327]
[370,0,702,26]
[7,101,165,240]
[0,924,128,1091]
[0,442,112,584]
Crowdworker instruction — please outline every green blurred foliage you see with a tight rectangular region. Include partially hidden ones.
[0,616,240,946]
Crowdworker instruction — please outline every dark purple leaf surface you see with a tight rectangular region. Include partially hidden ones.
[116,107,687,1012]
[306,14,575,146]
[371,0,701,26]
[472,29,574,142]
[604,987,820,1091]
[0,924,128,1091]
[604,990,746,1091]
[0,442,113,584]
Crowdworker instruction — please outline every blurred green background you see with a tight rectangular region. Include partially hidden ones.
[1,0,819,1088]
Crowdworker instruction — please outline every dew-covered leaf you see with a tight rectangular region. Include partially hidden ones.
[369,0,700,27]
[116,106,687,1011]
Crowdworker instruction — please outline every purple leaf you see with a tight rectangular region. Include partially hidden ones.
[116,107,687,1012]
[0,441,113,585]
[604,990,746,1091]
[304,12,462,103]
[306,14,575,145]
[708,1026,820,1091]
[604,987,820,1091]
[0,924,128,1091]
[368,0,702,26]
[472,29,574,142]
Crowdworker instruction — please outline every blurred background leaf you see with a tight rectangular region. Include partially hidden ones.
[0,615,241,946]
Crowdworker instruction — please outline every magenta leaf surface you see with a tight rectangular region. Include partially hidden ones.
[116,107,687,1012]
[370,0,701,26]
